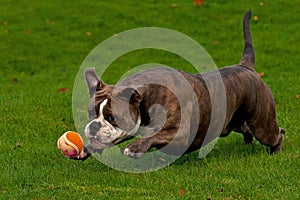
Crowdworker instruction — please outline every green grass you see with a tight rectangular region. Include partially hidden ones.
[0,0,299,199]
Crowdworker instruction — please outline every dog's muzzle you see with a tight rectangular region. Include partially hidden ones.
[84,99,141,149]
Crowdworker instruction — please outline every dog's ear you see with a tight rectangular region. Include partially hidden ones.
[115,86,145,107]
[85,68,106,97]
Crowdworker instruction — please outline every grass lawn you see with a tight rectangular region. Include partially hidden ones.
[0,0,299,199]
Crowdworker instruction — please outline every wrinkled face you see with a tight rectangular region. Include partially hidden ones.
[84,68,142,150]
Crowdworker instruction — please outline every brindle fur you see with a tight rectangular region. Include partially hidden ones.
[79,11,284,160]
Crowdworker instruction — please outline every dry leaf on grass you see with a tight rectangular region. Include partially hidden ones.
[58,88,68,93]
[170,4,179,8]
[194,0,204,6]
[178,189,185,196]
[24,29,30,34]
[212,40,218,45]
[12,78,19,83]
[257,72,265,77]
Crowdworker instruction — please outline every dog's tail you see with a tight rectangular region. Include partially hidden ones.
[240,10,255,69]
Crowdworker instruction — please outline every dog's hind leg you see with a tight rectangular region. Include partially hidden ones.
[246,109,285,154]
[235,122,254,144]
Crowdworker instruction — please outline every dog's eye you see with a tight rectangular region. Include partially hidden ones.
[107,115,115,122]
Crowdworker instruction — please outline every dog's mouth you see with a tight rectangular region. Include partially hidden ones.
[86,98,141,150]
[87,122,134,149]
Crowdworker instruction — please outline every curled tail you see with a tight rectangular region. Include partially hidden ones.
[240,10,255,69]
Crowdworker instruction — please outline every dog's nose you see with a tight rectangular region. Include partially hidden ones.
[89,121,101,136]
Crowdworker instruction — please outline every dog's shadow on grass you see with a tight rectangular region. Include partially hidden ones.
[171,133,269,166]
[77,134,270,172]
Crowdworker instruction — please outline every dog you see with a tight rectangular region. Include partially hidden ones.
[76,11,285,160]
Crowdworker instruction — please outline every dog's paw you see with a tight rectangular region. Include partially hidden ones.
[243,133,254,144]
[70,149,91,161]
[270,128,285,154]
[122,148,144,158]
[270,143,283,154]
[122,139,152,158]
[70,146,103,161]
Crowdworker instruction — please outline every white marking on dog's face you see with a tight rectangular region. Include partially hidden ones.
[84,99,141,149]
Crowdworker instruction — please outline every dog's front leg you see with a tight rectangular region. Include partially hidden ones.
[123,128,179,158]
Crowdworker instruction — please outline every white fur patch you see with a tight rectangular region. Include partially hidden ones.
[85,98,141,146]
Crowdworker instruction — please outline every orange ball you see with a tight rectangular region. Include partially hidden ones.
[57,131,84,158]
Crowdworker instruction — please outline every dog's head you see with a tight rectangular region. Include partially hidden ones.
[84,68,142,150]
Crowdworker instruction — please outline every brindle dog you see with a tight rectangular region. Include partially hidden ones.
[76,11,285,160]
